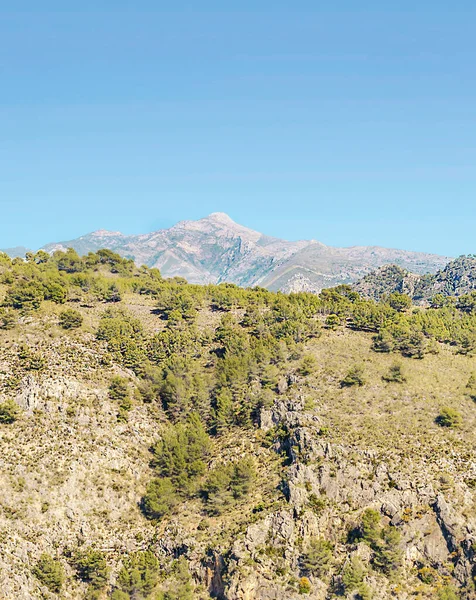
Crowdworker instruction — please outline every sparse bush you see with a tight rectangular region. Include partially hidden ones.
[33,554,65,593]
[341,365,365,387]
[0,399,21,424]
[59,308,83,329]
[382,362,406,383]
[0,308,16,329]
[298,576,312,594]
[298,354,318,376]
[301,538,333,577]
[437,585,460,600]
[466,372,476,400]
[112,551,159,598]
[73,548,109,592]
[202,458,256,515]
[436,407,462,428]
[342,556,371,599]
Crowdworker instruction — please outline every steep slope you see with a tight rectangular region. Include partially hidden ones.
[0,251,476,599]
[355,255,476,302]
[41,213,450,291]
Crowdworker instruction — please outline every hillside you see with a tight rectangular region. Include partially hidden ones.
[355,256,476,303]
[0,249,475,599]
[37,213,450,292]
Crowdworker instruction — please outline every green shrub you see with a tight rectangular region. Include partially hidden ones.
[341,556,370,598]
[112,551,159,598]
[151,415,210,490]
[373,526,402,576]
[466,372,476,400]
[341,365,365,387]
[436,407,462,428]
[0,399,21,424]
[141,478,178,520]
[359,508,381,545]
[18,345,46,371]
[202,458,256,515]
[388,292,412,312]
[301,538,333,577]
[4,281,44,311]
[59,308,83,329]
[109,376,131,416]
[73,548,109,591]
[0,308,16,329]
[33,554,65,593]
[298,354,318,376]
[437,585,460,600]
[382,362,406,383]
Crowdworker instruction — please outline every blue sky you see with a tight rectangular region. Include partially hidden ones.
[1,2,475,256]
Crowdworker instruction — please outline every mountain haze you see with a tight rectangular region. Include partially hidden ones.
[39,213,450,292]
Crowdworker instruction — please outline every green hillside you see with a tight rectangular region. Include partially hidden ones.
[0,249,475,600]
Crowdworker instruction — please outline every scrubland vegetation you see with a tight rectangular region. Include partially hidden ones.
[0,248,475,599]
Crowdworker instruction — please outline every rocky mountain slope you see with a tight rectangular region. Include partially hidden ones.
[0,249,475,599]
[355,256,476,302]
[38,213,450,292]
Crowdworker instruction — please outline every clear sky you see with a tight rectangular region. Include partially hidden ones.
[1,2,475,256]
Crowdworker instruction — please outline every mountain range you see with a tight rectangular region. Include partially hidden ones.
[355,255,476,302]
[5,212,450,292]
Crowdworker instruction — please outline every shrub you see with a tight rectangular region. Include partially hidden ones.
[298,576,312,594]
[298,354,318,376]
[141,478,178,520]
[466,372,476,400]
[4,281,44,311]
[325,314,341,330]
[18,345,46,371]
[0,308,16,329]
[301,538,333,577]
[399,331,427,359]
[360,508,381,545]
[73,548,109,591]
[0,399,21,424]
[436,407,462,428]
[373,526,402,576]
[382,362,406,383]
[437,585,460,600]
[388,292,412,312]
[341,365,365,387]
[341,556,369,597]
[33,554,65,593]
[151,415,210,489]
[59,308,83,329]
[113,551,159,598]
[202,458,256,515]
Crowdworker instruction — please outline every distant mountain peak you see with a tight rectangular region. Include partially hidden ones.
[89,229,123,237]
[39,214,451,292]
[204,212,236,224]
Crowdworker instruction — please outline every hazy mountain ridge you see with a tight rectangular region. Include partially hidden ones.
[38,213,450,292]
[355,256,476,302]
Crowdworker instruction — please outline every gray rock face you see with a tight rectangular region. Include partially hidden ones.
[355,255,476,302]
[40,213,450,292]
[223,396,476,600]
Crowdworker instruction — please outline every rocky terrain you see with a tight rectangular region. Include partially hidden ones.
[0,249,475,599]
[33,213,450,292]
[355,256,476,302]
